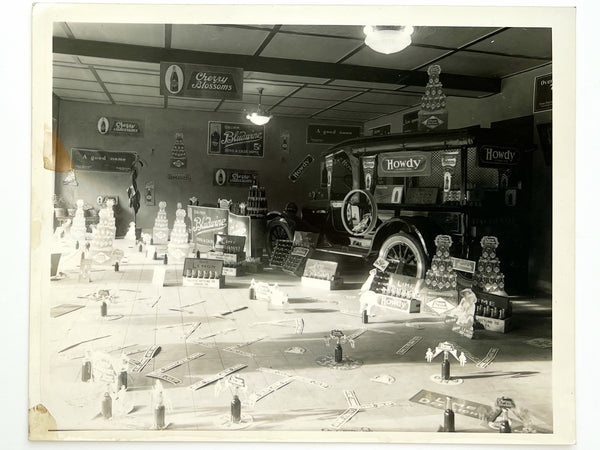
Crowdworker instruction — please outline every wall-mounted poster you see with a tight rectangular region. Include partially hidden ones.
[306,124,361,144]
[213,169,258,187]
[188,206,229,252]
[71,149,136,172]
[207,121,264,157]
[160,62,243,100]
[378,151,431,177]
[97,116,143,137]
[533,73,552,112]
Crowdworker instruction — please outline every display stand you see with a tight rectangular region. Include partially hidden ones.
[207,235,246,277]
[182,258,224,288]
[282,246,311,276]
[301,259,343,290]
[152,201,170,245]
[474,291,512,333]
[269,240,293,267]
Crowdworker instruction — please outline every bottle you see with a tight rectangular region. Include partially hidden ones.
[154,391,165,429]
[81,353,92,382]
[334,343,343,363]
[101,391,112,419]
[210,123,221,153]
[114,262,119,272]
[499,409,511,433]
[231,394,241,424]
[100,301,107,317]
[441,354,450,381]
[443,397,455,432]
[117,370,127,391]
[169,68,179,93]
[164,254,168,265]
[249,284,255,300]
[362,310,368,324]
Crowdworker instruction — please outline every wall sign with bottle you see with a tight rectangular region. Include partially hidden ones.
[207,121,264,157]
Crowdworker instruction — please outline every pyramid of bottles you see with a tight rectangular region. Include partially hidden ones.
[418,64,448,131]
[170,132,187,169]
[473,236,505,292]
[167,203,190,262]
[152,201,169,244]
[424,235,457,291]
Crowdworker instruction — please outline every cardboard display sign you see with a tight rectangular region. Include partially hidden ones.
[306,124,361,144]
[213,168,258,186]
[303,259,339,280]
[373,185,404,204]
[289,154,314,182]
[97,116,143,137]
[227,212,251,256]
[188,206,229,251]
[214,234,246,254]
[477,145,521,168]
[182,258,223,278]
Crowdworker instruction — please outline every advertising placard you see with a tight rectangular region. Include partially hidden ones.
[289,154,314,182]
[228,212,252,256]
[306,124,361,144]
[378,151,431,177]
[188,206,229,251]
[533,73,552,112]
[207,121,264,157]
[477,145,521,167]
[213,168,258,187]
[71,149,136,172]
[160,62,243,100]
[97,116,143,137]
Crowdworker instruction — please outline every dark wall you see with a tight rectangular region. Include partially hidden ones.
[55,100,358,235]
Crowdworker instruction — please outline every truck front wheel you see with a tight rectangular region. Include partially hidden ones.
[378,232,428,278]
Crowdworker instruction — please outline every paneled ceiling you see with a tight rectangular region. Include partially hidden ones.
[52,23,552,123]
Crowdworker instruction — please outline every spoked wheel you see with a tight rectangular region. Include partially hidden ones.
[378,232,427,278]
[266,219,293,258]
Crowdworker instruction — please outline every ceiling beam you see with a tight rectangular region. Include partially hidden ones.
[53,37,501,93]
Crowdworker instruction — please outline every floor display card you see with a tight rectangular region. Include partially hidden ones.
[152,201,170,245]
[474,291,512,332]
[301,259,343,290]
[282,246,311,277]
[182,258,224,288]
[269,239,293,267]
[167,203,190,263]
[250,279,289,304]
[208,234,246,276]
[292,231,320,249]
[473,236,506,293]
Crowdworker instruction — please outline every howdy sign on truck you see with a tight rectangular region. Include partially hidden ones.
[377,151,431,177]
[477,145,521,168]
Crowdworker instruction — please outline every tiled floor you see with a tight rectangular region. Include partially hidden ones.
[42,241,553,435]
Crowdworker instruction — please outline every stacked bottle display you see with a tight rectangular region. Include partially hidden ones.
[473,238,505,292]
[424,236,457,291]
[247,185,268,217]
[475,298,511,320]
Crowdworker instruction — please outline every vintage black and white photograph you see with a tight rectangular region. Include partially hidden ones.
[28,3,576,445]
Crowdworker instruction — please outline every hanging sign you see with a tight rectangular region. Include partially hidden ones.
[478,145,520,167]
[160,62,243,100]
[188,206,229,251]
[533,73,552,112]
[213,169,258,187]
[97,116,143,137]
[207,121,264,157]
[71,149,136,172]
[378,151,431,177]
[402,110,419,133]
[370,124,391,136]
[289,154,314,182]
[306,124,361,144]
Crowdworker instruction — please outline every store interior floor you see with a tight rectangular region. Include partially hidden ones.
[43,240,552,435]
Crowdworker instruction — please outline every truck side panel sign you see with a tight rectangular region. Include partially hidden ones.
[477,145,521,167]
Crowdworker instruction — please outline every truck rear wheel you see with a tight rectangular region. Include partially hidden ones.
[378,232,427,278]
